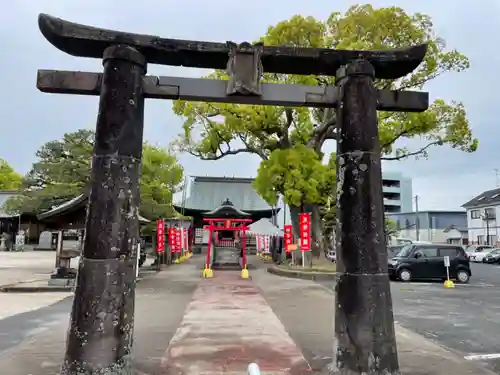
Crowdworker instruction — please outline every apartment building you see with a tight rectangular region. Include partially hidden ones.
[382,171,412,213]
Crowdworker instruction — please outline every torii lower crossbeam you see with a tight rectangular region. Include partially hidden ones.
[37,70,429,112]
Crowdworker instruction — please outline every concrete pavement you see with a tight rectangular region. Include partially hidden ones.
[0,258,199,375]
[0,295,72,352]
[0,251,56,286]
[0,255,495,375]
[390,262,500,373]
[317,261,500,374]
[0,251,72,319]
[0,292,72,320]
[253,265,495,375]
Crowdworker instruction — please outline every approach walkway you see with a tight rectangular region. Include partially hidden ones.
[160,271,310,374]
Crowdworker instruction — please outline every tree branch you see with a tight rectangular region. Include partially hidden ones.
[238,134,268,160]
[309,108,337,152]
[381,140,442,161]
[187,148,258,161]
[275,109,294,149]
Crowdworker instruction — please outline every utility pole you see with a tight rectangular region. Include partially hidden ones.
[414,195,420,241]
[484,210,491,245]
[495,169,500,187]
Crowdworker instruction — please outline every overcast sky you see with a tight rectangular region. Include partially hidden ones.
[2,0,500,212]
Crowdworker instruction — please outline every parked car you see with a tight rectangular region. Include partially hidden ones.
[469,249,495,262]
[483,249,500,264]
[465,245,494,258]
[388,243,471,283]
[388,245,403,258]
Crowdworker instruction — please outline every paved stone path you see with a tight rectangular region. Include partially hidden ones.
[161,271,309,375]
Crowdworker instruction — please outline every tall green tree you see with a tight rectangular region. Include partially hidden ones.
[4,130,184,227]
[384,218,400,244]
[173,5,477,257]
[140,142,184,234]
[0,158,22,190]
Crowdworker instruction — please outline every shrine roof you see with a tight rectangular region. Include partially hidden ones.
[175,176,274,212]
[203,198,251,218]
[248,218,282,236]
[38,194,149,222]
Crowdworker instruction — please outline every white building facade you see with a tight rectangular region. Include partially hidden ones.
[462,188,500,246]
[387,211,468,244]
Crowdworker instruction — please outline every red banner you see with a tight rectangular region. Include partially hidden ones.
[175,228,182,253]
[299,213,311,251]
[284,224,293,252]
[168,227,177,252]
[156,220,165,253]
[183,228,188,251]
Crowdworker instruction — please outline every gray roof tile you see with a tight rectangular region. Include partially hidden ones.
[38,194,149,222]
[462,187,500,208]
[182,176,272,211]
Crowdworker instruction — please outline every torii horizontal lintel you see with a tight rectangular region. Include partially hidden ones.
[38,13,427,80]
[36,70,429,112]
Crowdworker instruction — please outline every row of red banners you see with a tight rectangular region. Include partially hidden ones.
[256,235,270,253]
[157,213,312,254]
[283,212,312,253]
[156,220,188,254]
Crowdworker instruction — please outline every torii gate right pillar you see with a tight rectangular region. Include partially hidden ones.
[333,60,399,374]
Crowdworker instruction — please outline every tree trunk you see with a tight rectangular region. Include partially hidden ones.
[289,204,301,243]
[304,203,324,260]
[289,204,300,265]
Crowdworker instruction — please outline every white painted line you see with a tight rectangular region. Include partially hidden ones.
[464,353,500,361]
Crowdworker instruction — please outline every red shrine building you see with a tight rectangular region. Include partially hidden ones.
[173,176,279,250]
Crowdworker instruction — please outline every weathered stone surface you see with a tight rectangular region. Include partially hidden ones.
[61,45,146,375]
[38,13,427,79]
[333,59,399,375]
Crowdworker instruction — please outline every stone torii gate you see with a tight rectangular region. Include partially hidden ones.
[36,14,429,375]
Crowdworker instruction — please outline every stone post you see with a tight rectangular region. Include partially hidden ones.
[333,59,399,375]
[61,45,146,375]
